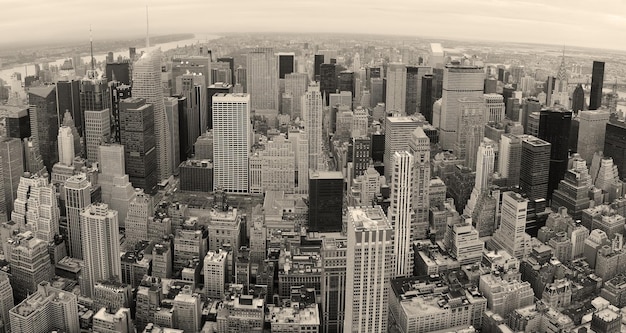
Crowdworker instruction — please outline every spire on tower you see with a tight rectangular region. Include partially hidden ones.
[90,25,95,71]
[146,4,150,48]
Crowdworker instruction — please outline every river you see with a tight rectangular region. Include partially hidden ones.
[0,33,221,83]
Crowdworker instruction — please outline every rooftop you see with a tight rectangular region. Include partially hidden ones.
[348,206,391,231]
[269,303,320,326]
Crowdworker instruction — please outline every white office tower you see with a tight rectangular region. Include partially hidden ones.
[383,116,421,179]
[92,308,133,333]
[428,43,445,68]
[385,63,407,114]
[84,108,111,164]
[11,175,60,242]
[212,93,251,193]
[9,281,79,333]
[124,190,154,248]
[64,174,91,259]
[490,192,531,259]
[439,65,485,150]
[80,203,121,298]
[344,206,394,333]
[260,135,295,193]
[285,73,309,119]
[302,83,324,171]
[474,139,496,194]
[408,127,431,240]
[132,48,171,182]
[247,47,279,110]
[289,129,309,194]
[388,152,415,277]
[57,126,75,166]
[98,144,135,227]
[465,139,496,216]
[484,93,505,123]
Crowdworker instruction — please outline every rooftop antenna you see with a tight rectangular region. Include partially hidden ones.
[90,25,95,71]
[145,4,150,48]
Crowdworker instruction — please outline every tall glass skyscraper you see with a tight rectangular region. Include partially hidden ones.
[132,48,170,182]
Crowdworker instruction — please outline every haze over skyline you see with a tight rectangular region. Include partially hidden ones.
[1,0,626,51]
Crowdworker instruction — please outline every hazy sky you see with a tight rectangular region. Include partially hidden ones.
[2,0,626,50]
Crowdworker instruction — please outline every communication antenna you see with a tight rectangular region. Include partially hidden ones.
[90,25,95,71]
[146,4,150,48]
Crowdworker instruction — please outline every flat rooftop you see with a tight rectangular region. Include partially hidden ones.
[348,206,391,231]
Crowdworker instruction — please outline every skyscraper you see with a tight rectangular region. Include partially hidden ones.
[164,97,180,175]
[28,86,59,173]
[124,190,154,248]
[308,171,343,232]
[0,273,13,333]
[11,175,60,242]
[590,61,605,110]
[6,231,53,302]
[277,52,295,79]
[212,93,251,193]
[79,76,109,137]
[9,281,79,333]
[64,173,91,259]
[344,206,394,333]
[119,98,158,194]
[499,134,523,187]
[490,192,531,259]
[408,127,431,240]
[420,74,434,122]
[247,48,279,110]
[439,65,485,149]
[177,73,207,141]
[80,203,121,298]
[388,151,414,277]
[133,48,170,182]
[108,81,132,144]
[538,109,572,200]
[383,116,421,179]
[0,137,24,221]
[284,73,308,119]
[385,63,407,114]
[321,235,347,333]
[454,98,486,170]
[56,80,81,131]
[604,118,626,180]
[302,83,324,171]
[572,84,585,113]
[84,109,111,164]
[57,126,75,166]
[207,82,233,130]
[320,63,338,105]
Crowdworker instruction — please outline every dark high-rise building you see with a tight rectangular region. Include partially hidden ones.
[0,105,30,139]
[235,66,247,93]
[277,53,295,79]
[309,171,344,232]
[405,66,419,116]
[338,71,354,100]
[371,133,385,175]
[217,57,235,84]
[572,84,585,113]
[175,95,191,161]
[179,159,213,192]
[56,80,81,131]
[109,81,132,143]
[119,97,158,194]
[105,62,131,85]
[314,54,324,81]
[320,63,338,105]
[498,68,505,82]
[484,77,497,94]
[520,136,551,236]
[432,68,444,100]
[352,137,371,177]
[207,83,233,130]
[80,78,109,137]
[590,61,605,110]
[519,135,551,208]
[538,109,572,200]
[129,47,136,61]
[420,74,434,123]
[604,117,626,180]
[28,86,59,173]
[521,98,542,133]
